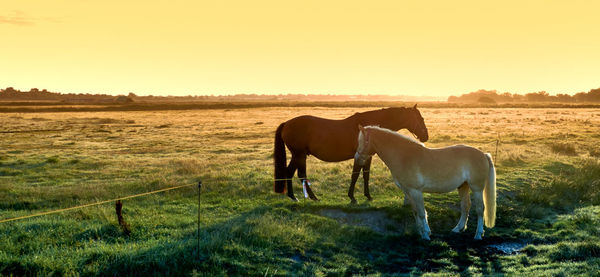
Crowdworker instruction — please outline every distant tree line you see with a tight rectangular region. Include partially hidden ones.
[0,87,439,103]
[0,87,133,103]
[3,86,600,104]
[448,88,600,103]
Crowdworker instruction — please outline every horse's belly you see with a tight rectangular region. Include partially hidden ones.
[311,148,355,162]
[422,186,458,194]
[420,175,465,193]
[309,138,356,162]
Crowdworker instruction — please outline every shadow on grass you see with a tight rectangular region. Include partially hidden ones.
[7,194,594,276]
[79,202,518,276]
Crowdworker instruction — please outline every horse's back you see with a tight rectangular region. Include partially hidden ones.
[281,115,357,161]
[429,144,489,168]
[419,145,491,189]
[285,115,339,128]
[282,115,341,141]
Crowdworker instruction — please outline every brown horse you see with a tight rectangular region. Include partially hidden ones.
[273,105,429,202]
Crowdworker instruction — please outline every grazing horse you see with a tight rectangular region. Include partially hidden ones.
[354,125,496,240]
[274,105,428,202]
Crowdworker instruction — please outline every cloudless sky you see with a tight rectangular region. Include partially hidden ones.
[1,0,599,96]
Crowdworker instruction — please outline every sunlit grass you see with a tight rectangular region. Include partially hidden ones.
[1,107,599,275]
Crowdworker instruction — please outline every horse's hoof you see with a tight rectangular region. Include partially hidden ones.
[365,195,373,201]
[422,235,431,241]
[349,199,357,205]
[308,192,319,201]
[451,228,461,233]
[288,195,298,202]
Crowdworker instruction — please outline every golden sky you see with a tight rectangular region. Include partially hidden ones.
[1,0,599,97]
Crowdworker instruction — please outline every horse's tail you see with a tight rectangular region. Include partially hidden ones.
[483,153,496,228]
[273,122,287,193]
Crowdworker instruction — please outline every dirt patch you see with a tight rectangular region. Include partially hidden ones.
[319,209,405,234]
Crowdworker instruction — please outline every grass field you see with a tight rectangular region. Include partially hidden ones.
[1,106,600,276]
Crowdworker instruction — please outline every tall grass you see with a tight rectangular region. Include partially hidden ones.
[521,159,600,210]
[549,142,578,156]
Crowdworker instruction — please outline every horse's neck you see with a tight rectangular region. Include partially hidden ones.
[371,130,414,163]
[352,110,388,126]
[358,109,410,131]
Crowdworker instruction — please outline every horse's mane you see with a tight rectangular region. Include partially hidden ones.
[364,125,424,147]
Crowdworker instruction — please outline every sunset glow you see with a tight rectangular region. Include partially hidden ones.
[2,0,599,96]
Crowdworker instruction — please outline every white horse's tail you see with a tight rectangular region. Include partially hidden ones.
[483,153,496,228]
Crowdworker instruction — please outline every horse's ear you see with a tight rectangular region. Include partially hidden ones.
[413,103,418,109]
[358,124,364,132]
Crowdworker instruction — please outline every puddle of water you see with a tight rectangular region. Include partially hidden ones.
[486,242,527,255]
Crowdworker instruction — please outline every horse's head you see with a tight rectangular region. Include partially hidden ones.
[406,104,429,143]
[355,125,376,166]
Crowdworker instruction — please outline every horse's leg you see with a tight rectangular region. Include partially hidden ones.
[403,190,411,206]
[452,183,471,233]
[297,154,319,201]
[286,155,300,202]
[393,177,411,206]
[347,160,361,204]
[406,188,430,240]
[473,190,485,240]
[362,157,373,201]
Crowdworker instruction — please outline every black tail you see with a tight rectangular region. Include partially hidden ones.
[274,123,287,193]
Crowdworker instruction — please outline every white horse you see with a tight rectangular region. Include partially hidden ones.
[354,125,496,240]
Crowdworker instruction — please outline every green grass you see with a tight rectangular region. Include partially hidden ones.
[1,107,600,276]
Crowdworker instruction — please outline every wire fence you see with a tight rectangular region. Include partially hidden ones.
[0,183,198,224]
[0,138,502,225]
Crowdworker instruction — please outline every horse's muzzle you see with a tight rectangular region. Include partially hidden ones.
[418,128,429,142]
[354,152,369,166]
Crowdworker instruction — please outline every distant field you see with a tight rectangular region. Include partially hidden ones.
[1,107,599,275]
[2,100,600,113]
